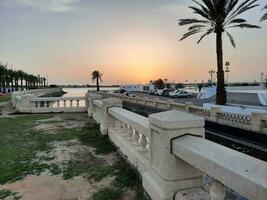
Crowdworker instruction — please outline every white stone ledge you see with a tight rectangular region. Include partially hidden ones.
[172,135,267,200]
[31,96,85,101]
[93,99,103,108]
[108,107,149,137]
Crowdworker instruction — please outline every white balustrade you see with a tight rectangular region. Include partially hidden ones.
[91,91,267,134]
[29,96,86,113]
[88,96,267,200]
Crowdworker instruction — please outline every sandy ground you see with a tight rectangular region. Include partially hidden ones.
[0,113,134,200]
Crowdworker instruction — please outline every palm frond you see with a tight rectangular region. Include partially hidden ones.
[180,29,204,41]
[227,23,261,28]
[225,31,236,48]
[228,18,247,24]
[197,28,214,43]
[178,18,210,26]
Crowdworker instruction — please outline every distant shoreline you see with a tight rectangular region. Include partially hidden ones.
[59,85,119,88]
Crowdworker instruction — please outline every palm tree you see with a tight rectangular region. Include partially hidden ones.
[261,5,267,21]
[91,70,103,91]
[178,0,260,105]
[43,77,46,87]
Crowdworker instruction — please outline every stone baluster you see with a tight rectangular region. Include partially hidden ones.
[77,100,80,107]
[139,134,148,152]
[210,180,226,200]
[119,122,128,134]
[143,110,204,200]
[57,101,60,107]
[131,130,140,146]
[63,100,66,108]
[44,101,47,108]
[126,127,134,141]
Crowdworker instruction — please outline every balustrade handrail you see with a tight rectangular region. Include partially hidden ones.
[108,106,150,137]
[31,96,85,102]
[93,99,103,108]
[172,134,267,200]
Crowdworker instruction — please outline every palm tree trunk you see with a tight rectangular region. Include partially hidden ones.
[0,76,2,92]
[11,78,14,92]
[3,76,6,93]
[20,78,23,90]
[96,77,100,91]
[216,32,226,105]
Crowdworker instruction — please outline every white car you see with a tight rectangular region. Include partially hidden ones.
[170,90,193,98]
[168,90,180,98]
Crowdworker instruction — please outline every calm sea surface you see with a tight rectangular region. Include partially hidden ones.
[62,87,118,97]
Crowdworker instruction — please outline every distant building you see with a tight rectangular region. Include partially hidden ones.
[120,84,155,92]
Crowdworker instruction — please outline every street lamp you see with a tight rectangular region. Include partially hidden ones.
[260,72,264,83]
[225,62,230,83]
[209,69,215,82]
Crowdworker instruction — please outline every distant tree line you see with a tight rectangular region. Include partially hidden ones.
[0,62,46,93]
[152,79,184,90]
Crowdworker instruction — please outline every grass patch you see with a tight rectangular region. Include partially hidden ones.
[0,115,102,184]
[77,125,116,154]
[0,94,11,103]
[92,188,121,200]
[0,114,148,199]
[0,189,21,199]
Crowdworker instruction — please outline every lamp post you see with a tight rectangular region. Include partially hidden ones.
[260,72,264,83]
[209,69,215,82]
[225,62,230,83]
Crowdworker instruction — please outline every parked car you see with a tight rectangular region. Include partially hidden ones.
[168,90,180,98]
[157,89,173,96]
[172,90,193,98]
[123,92,135,97]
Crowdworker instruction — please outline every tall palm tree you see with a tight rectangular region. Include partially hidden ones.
[43,77,46,87]
[179,0,260,105]
[261,5,267,21]
[91,70,103,91]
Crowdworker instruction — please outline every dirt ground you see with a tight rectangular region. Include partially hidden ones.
[0,112,138,200]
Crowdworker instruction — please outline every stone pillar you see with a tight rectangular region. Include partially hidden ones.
[250,112,266,132]
[85,92,89,109]
[16,94,35,113]
[210,107,221,122]
[143,110,205,200]
[185,102,193,112]
[100,97,122,136]
[88,93,102,117]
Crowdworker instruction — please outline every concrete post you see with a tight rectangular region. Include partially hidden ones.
[250,112,266,132]
[16,94,35,113]
[143,110,205,200]
[185,102,193,112]
[210,107,221,122]
[100,97,122,136]
[88,93,102,117]
[85,92,89,109]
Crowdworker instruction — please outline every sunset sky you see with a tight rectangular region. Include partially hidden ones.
[0,0,266,85]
